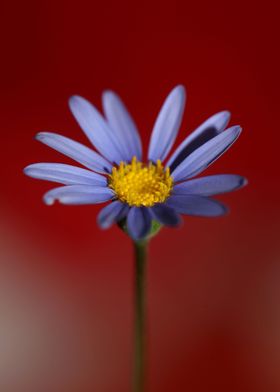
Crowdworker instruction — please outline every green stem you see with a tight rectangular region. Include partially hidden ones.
[133,239,148,392]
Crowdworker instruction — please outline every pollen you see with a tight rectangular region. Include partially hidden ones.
[108,157,173,207]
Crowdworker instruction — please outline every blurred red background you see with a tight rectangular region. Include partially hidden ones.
[1,1,279,391]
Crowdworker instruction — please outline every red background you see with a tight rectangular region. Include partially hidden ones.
[1,1,279,391]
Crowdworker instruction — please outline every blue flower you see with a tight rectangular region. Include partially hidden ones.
[24,86,247,240]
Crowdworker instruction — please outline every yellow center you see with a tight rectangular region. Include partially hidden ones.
[108,157,173,207]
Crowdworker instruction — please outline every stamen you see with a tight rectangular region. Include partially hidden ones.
[108,157,173,207]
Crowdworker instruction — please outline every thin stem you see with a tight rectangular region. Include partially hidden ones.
[133,239,148,392]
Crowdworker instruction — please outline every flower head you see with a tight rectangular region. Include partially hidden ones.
[24,86,247,240]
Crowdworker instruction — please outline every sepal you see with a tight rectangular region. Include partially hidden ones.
[117,218,161,241]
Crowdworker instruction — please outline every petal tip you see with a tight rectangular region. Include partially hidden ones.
[68,95,85,111]
[213,199,230,216]
[101,90,117,110]
[234,125,242,134]
[43,195,55,206]
[234,126,243,140]
[97,219,109,230]
[35,132,45,141]
[221,110,231,122]
[174,84,186,94]
[174,84,187,101]
[23,165,35,177]
[68,95,76,108]
[35,131,53,142]
[241,176,248,187]
[212,200,230,217]
[102,89,115,99]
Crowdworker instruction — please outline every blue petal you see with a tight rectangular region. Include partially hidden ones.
[148,85,186,162]
[97,201,129,229]
[150,204,182,226]
[171,126,242,182]
[36,132,112,174]
[69,95,125,163]
[117,204,130,222]
[173,174,248,196]
[166,111,230,170]
[102,91,142,161]
[43,185,113,205]
[24,163,107,186]
[166,194,228,217]
[127,207,152,240]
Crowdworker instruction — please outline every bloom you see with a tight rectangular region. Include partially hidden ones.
[24,86,247,240]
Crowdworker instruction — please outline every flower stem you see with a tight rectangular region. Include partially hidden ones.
[133,239,148,392]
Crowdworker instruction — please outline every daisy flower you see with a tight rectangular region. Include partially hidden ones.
[24,85,247,240]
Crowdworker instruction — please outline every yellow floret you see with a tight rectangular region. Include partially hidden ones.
[108,156,173,207]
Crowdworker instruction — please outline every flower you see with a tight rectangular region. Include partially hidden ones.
[24,86,247,240]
